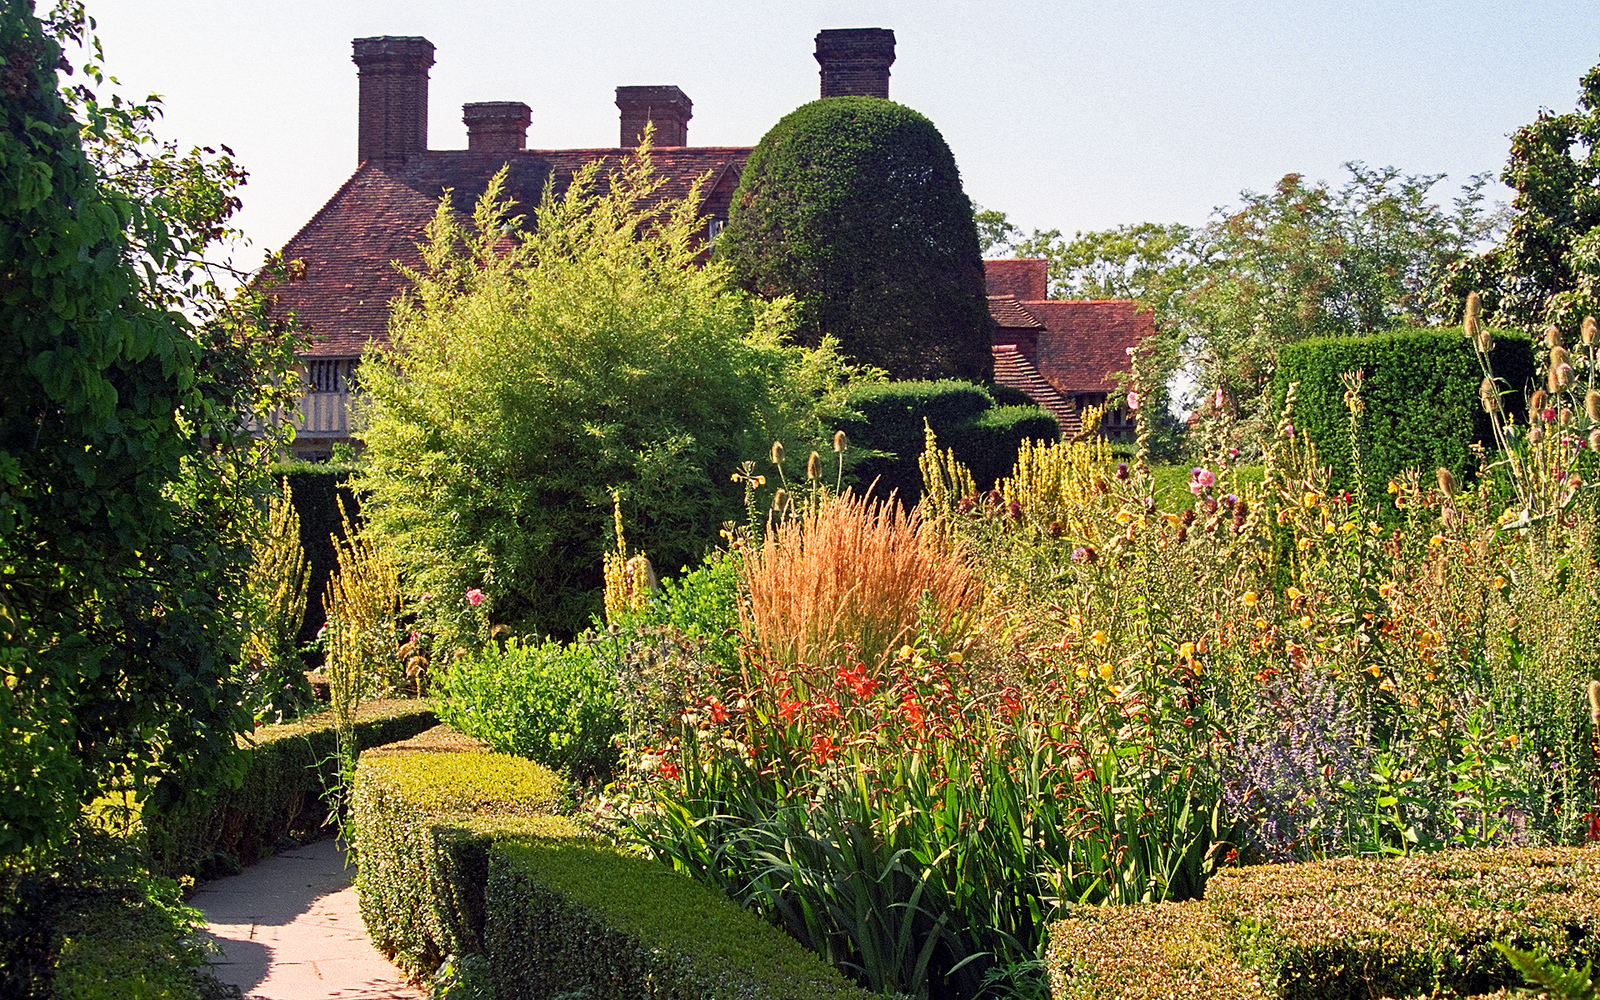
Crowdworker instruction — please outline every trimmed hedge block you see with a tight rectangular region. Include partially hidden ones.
[1271,328,1534,510]
[146,699,436,879]
[1046,845,1600,1000]
[352,747,579,980]
[486,839,875,1000]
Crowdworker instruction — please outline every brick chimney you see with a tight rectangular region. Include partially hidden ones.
[352,36,434,166]
[814,28,895,99]
[615,86,692,147]
[464,102,531,151]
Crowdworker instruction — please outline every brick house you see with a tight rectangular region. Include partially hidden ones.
[985,258,1151,440]
[271,29,1146,458]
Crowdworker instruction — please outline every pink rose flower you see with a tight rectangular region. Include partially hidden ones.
[466,588,485,606]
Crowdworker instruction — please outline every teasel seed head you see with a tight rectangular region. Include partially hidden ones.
[1464,311,1480,342]
[807,451,822,481]
[1587,390,1600,423]
[1545,324,1562,349]
[1464,291,1481,324]
[1548,365,1562,394]
[833,430,848,453]
[1480,376,1501,414]
[770,440,785,466]
[1532,389,1548,413]
[1476,328,1494,354]
[1436,467,1457,499]
[1552,345,1570,370]
[1582,315,1597,346]
[1590,428,1600,451]
[772,488,791,517]
[1589,679,1600,726]
[1559,407,1573,426]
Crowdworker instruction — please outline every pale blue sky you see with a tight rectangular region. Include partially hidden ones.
[81,1,1600,271]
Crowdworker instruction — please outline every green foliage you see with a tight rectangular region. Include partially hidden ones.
[435,638,623,784]
[485,839,874,1000]
[242,480,315,723]
[1047,846,1600,1000]
[838,380,1057,502]
[718,97,994,383]
[357,147,848,638]
[144,699,437,879]
[271,462,361,655]
[1271,327,1535,508]
[0,1,301,861]
[1017,164,1502,448]
[1449,61,1600,331]
[1495,941,1598,1000]
[351,742,579,981]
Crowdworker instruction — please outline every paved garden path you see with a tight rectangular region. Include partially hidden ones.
[192,837,422,1000]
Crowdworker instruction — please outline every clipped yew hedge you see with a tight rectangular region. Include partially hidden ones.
[486,839,874,1000]
[353,734,580,980]
[145,699,436,879]
[1047,845,1600,1000]
[1270,327,1535,510]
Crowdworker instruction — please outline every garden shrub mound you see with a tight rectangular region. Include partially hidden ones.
[1046,845,1600,1000]
[353,744,580,980]
[486,838,874,1000]
[146,699,436,879]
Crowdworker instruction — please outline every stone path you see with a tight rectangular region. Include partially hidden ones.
[192,837,422,1000]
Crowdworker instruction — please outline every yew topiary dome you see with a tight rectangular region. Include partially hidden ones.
[716,97,993,383]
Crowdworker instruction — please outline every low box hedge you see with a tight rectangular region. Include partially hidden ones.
[145,699,437,879]
[352,739,580,980]
[485,838,874,1000]
[1046,845,1600,1000]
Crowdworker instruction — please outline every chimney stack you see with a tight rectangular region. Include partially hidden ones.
[814,28,895,99]
[352,36,435,166]
[615,86,692,147]
[464,102,531,152]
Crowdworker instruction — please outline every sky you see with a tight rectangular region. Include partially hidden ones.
[79,1,1600,273]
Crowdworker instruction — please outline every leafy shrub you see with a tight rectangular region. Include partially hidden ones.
[485,839,873,1000]
[352,743,577,981]
[144,699,436,879]
[435,638,623,784]
[272,461,361,656]
[607,548,744,673]
[718,96,993,383]
[241,479,315,723]
[1271,327,1534,508]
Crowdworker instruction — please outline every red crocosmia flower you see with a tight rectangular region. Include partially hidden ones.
[839,662,879,699]
[779,698,805,725]
[810,734,838,765]
[707,697,729,724]
[660,758,680,781]
[902,696,926,733]
[816,696,841,719]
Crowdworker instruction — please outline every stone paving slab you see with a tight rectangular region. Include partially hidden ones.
[192,837,422,1000]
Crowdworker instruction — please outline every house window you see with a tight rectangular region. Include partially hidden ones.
[707,218,725,243]
[306,359,357,393]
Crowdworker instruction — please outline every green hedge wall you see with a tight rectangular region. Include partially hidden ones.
[145,699,435,879]
[272,461,361,657]
[486,840,874,1000]
[352,742,579,980]
[1270,328,1534,509]
[838,380,1059,503]
[1046,845,1600,1000]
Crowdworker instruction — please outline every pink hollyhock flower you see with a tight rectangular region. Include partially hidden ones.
[1126,391,1140,412]
[465,588,485,606]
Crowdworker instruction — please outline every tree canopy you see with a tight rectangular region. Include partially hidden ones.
[357,147,861,638]
[1,2,296,860]
[1444,61,1600,332]
[716,97,993,383]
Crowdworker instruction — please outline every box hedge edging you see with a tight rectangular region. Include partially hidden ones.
[486,839,875,1000]
[352,727,872,999]
[1046,845,1600,1000]
[145,699,437,879]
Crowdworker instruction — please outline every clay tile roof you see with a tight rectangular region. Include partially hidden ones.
[992,344,1078,438]
[273,146,750,358]
[987,294,1043,329]
[1023,299,1154,395]
[983,258,1049,301]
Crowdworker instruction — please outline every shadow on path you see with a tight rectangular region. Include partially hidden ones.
[191,837,421,1000]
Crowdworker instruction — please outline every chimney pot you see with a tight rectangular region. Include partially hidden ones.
[464,101,531,151]
[815,28,895,99]
[615,85,693,147]
[352,36,435,166]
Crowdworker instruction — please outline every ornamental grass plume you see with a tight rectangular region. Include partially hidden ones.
[739,490,981,674]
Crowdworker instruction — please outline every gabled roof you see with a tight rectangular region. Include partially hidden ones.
[987,294,1043,330]
[274,147,750,358]
[992,345,1080,438]
[1023,299,1152,394]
